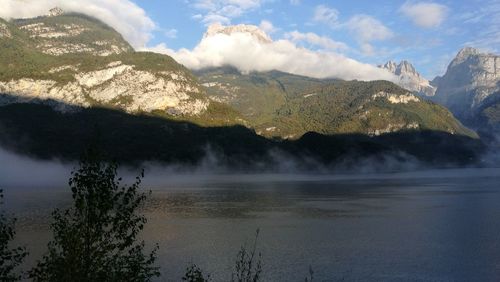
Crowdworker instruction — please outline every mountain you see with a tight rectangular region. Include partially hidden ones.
[197,67,475,139]
[379,60,436,96]
[0,10,241,126]
[195,67,333,125]
[0,11,485,168]
[432,47,500,134]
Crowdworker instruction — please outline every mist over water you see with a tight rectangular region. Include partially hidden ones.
[3,144,500,281]
[0,147,72,188]
[1,142,499,189]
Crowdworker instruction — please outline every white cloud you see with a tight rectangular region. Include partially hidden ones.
[311,6,393,57]
[164,28,178,39]
[313,5,339,27]
[290,0,300,5]
[0,0,155,48]
[284,31,348,51]
[259,20,277,34]
[202,14,231,25]
[400,2,448,28]
[146,24,396,82]
[191,0,262,25]
[346,14,394,42]
[344,14,394,56]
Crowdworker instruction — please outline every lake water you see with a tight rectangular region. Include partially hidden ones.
[4,168,500,281]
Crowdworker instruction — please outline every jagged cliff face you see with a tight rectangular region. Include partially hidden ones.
[0,11,219,119]
[0,61,208,115]
[432,47,500,130]
[433,47,500,109]
[379,60,436,96]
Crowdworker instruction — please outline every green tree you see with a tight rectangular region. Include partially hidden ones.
[30,151,159,281]
[0,189,28,281]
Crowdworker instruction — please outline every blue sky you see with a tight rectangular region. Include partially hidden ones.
[2,0,499,80]
[131,0,499,78]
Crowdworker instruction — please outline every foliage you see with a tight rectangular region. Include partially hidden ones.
[196,68,476,139]
[0,190,28,281]
[196,67,326,125]
[29,149,159,281]
[0,101,486,168]
[231,229,263,282]
[182,264,211,282]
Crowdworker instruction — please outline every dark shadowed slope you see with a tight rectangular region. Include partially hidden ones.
[0,96,486,171]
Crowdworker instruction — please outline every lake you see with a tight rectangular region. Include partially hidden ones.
[3,168,500,281]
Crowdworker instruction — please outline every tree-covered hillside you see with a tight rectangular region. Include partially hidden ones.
[197,68,475,139]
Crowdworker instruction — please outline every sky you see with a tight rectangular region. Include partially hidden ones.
[1,0,499,80]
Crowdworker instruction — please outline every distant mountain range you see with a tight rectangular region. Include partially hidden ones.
[0,10,489,168]
[380,47,500,140]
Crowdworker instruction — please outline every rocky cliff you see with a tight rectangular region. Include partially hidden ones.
[0,11,239,125]
[432,47,500,131]
[379,60,436,96]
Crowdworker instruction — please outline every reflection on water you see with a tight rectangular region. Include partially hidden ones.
[4,168,500,281]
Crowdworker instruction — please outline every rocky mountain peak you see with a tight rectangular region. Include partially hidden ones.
[379,60,435,96]
[432,47,500,118]
[456,47,480,59]
[449,47,482,67]
[204,23,272,43]
[381,61,397,73]
[397,60,417,76]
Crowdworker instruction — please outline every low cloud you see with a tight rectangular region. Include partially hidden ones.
[0,0,155,48]
[400,1,448,28]
[146,24,396,81]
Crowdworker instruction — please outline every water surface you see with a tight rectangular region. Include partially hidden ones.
[4,168,500,281]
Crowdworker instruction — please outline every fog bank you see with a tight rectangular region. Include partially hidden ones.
[0,147,73,188]
[0,144,467,189]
